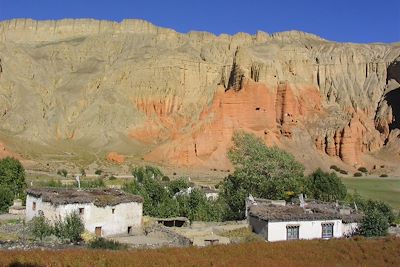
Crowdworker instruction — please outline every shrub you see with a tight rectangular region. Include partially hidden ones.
[359,209,388,237]
[79,178,105,189]
[43,179,63,188]
[358,167,368,173]
[354,172,362,177]
[330,165,340,171]
[162,176,170,182]
[88,238,128,250]
[57,169,68,177]
[30,215,52,241]
[95,170,103,175]
[339,170,348,175]
[167,178,189,195]
[53,212,84,243]
[109,175,117,181]
[380,174,388,178]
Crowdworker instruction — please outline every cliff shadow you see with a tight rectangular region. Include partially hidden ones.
[385,87,400,131]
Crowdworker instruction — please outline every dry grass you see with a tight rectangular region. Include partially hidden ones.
[0,237,399,267]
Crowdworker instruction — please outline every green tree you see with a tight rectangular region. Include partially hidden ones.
[220,131,305,220]
[0,186,13,213]
[0,157,26,199]
[132,165,163,183]
[306,168,347,202]
[30,215,53,241]
[54,212,84,243]
[167,178,189,195]
[359,209,388,237]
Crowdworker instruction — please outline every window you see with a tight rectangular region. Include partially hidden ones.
[127,226,132,234]
[286,225,299,240]
[322,223,334,239]
[112,208,115,214]
[95,227,102,237]
[32,202,36,211]
[79,208,85,215]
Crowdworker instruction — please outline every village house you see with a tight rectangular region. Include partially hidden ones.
[26,188,143,237]
[247,197,362,242]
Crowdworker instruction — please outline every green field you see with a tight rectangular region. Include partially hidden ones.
[341,177,400,210]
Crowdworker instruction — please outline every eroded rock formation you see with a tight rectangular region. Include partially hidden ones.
[0,19,399,171]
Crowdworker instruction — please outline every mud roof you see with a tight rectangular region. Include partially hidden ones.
[26,188,143,207]
[248,202,363,223]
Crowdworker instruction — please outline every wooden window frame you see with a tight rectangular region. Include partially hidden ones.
[321,223,334,239]
[286,225,300,240]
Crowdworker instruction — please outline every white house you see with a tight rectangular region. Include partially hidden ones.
[247,199,362,242]
[26,188,143,237]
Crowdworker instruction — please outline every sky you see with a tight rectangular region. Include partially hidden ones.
[0,0,399,43]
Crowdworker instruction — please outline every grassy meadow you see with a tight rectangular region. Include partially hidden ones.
[0,237,399,267]
[341,177,400,210]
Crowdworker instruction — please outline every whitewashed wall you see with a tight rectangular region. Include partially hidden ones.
[25,195,143,237]
[342,222,359,236]
[267,219,342,242]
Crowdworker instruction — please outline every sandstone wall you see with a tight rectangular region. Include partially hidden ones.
[0,19,399,170]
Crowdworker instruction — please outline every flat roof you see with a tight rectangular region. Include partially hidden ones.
[248,202,363,223]
[26,188,143,207]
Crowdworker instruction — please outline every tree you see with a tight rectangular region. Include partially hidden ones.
[359,209,388,237]
[54,212,84,243]
[167,178,189,195]
[132,165,163,182]
[0,186,14,213]
[306,168,347,202]
[0,157,26,199]
[30,215,53,241]
[220,131,305,220]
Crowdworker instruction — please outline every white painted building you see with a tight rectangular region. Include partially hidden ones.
[26,188,143,237]
[248,200,362,242]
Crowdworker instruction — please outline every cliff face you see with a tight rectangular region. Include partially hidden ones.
[0,19,399,171]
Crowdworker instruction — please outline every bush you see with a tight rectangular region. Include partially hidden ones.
[358,167,368,173]
[95,169,103,175]
[89,238,128,250]
[80,168,86,177]
[162,176,170,182]
[380,174,388,178]
[53,212,84,243]
[43,179,63,188]
[354,172,362,177]
[330,165,340,171]
[109,175,117,181]
[57,169,68,177]
[167,178,189,195]
[359,209,388,237]
[30,215,53,241]
[339,169,348,175]
[79,178,105,189]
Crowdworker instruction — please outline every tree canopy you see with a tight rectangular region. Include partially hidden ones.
[0,157,26,212]
[220,131,305,219]
[306,168,347,202]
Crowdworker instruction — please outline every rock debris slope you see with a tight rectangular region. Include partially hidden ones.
[0,19,399,171]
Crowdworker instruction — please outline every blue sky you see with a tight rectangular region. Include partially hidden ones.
[0,0,399,43]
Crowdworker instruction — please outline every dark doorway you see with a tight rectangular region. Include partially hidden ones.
[127,226,132,234]
[95,227,102,237]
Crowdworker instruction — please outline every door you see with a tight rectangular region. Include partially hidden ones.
[95,227,102,237]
